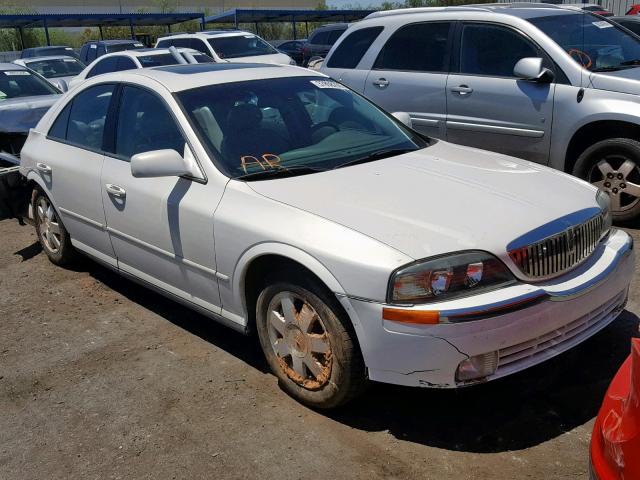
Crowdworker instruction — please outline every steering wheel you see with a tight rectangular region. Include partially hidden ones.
[568,48,593,69]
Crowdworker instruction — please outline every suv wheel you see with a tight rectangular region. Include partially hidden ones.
[33,189,76,266]
[573,138,640,222]
[256,276,366,409]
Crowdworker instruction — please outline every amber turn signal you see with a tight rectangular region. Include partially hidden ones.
[382,307,440,324]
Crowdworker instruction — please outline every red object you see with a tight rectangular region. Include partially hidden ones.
[626,5,640,15]
[590,338,640,479]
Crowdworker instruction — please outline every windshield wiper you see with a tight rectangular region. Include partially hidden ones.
[235,165,326,181]
[620,59,640,66]
[332,148,417,170]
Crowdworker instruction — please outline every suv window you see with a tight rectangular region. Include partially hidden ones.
[189,38,211,55]
[374,22,452,72]
[326,26,383,69]
[65,84,114,150]
[310,30,330,45]
[327,29,346,46]
[115,86,185,159]
[116,56,138,71]
[86,57,119,78]
[459,23,539,77]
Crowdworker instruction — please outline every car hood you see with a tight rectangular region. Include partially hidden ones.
[248,141,599,262]
[0,94,60,133]
[226,52,292,65]
[588,67,640,95]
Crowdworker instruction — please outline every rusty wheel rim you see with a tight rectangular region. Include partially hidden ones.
[267,291,332,390]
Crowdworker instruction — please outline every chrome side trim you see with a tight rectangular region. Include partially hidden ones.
[58,207,105,229]
[411,117,439,127]
[446,121,544,138]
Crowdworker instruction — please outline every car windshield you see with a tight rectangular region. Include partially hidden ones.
[107,43,145,53]
[207,35,277,59]
[42,47,79,59]
[529,12,640,71]
[176,76,427,179]
[138,53,214,67]
[25,58,85,78]
[0,69,58,100]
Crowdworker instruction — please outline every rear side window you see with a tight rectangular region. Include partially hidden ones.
[116,57,137,71]
[327,26,383,69]
[66,84,114,150]
[115,86,185,159]
[327,29,346,46]
[459,23,539,77]
[374,22,452,72]
[48,103,72,140]
[189,38,211,55]
[156,39,171,48]
[310,30,330,45]
[86,57,119,78]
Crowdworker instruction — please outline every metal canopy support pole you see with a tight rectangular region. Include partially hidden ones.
[305,21,309,38]
[98,25,103,40]
[254,21,258,35]
[17,27,25,50]
[234,12,238,29]
[292,15,297,40]
[129,17,134,40]
[43,18,50,46]
[200,14,205,31]
[167,24,172,33]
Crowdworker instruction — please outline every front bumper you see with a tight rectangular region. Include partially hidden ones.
[338,229,634,388]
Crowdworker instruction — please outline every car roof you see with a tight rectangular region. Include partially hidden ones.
[85,39,141,45]
[94,63,323,93]
[97,47,200,60]
[158,30,257,40]
[20,55,79,63]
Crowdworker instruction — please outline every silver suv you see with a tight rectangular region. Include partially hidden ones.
[321,4,640,221]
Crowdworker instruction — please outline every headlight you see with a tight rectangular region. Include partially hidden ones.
[596,189,613,231]
[388,251,517,304]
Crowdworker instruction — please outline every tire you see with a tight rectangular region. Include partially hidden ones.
[573,138,640,222]
[255,273,366,409]
[33,188,77,266]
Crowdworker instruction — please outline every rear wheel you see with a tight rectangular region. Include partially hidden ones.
[33,189,76,266]
[256,276,366,409]
[573,138,640,222]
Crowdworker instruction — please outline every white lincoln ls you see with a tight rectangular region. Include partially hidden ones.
[19,63,634,408]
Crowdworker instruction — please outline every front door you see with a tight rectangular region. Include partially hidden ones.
[446,22,556,164]
[363,21,454,139]
[101,85,223,312]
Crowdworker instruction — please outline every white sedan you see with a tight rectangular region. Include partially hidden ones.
[19,63,634,408]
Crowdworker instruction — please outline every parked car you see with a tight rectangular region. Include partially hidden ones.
[13,55,85,91]
[590,338,639,480]
[156,31,295,65]
[322,4,640,222]
[302,23,348,66]
[561,3,613,16]
[79,39,145,64]
[272,39,306,65]
[610,15,640,35]
[20,45,78,59]
[17,62,633,408]
[0,63,60,162]
[69,48,212,88]
[627,4,640,15]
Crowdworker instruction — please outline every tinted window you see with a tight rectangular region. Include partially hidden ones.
[156,39,172,48]
[26,58,85,78]
[87,57,119,78]
[189,38,211,55]
[66,84,114,150]
[0,69,58,99]
[327,26,383,69]
[374,22,452,72]
[460,24,539,77]
[97,45,106,57]
[48,103,72,140]
[116,57,138,71]
[84,44,97,62]
[619,20,640,36]
[310,30,330,45]
[115,86,184,159]
[327,29,346,46]
[207,35,277,59]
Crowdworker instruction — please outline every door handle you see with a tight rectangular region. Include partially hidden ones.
[451,85,473,95]
[105,184,126,198]
[373,78,390,88]
[36,162,52,174]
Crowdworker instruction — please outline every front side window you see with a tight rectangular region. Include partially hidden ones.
[374,22,452,72]
[87,57,119,78]
[115,86,184,159]
[26,58,85,78]
[0,69,58,100]
[207,35,277,59]
[176,76,427,179]
[64,84,114,150]
[459,23,539,77]
[327,26,383,69]
[529,12,640,72]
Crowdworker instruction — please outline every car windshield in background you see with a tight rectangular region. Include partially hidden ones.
[207,35,278,59]
[26,58,85,78]
[528,12,640,71]
[177,76,427,179]
[138,53,214,67]
[108,43,145,53]
[43,47,79,59]
[0,70,58,100]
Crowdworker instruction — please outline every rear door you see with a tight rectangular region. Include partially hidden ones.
[363,21,453,139]
[445,22,556,163]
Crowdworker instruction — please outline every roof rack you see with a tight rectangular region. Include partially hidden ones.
[365,6,492,19]
[472,2,564,8]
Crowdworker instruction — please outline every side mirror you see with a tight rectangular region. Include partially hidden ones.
[392,112,413,129]
[55,78,68,92]
[513,57,554,83]
[131,149,191,178]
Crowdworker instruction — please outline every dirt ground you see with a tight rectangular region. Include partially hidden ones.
[0,218,638,480]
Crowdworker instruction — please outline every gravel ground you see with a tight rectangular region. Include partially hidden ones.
[0,218,638,480]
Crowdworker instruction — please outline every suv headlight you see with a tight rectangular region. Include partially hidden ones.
[596,189,613,231]
[388,251,517,304]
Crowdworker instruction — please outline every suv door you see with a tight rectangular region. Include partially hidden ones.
[446,22,556,164]
[101,85,223,312]
[37,84,116,265]
[363,21,453,139]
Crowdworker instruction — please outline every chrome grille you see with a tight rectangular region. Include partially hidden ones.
[508,214,606,279]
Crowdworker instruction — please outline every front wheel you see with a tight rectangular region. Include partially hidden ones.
[573,138,640,222]
[256,278,366,409]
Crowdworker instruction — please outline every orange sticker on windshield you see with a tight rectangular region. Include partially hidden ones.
[240,154,282,173]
